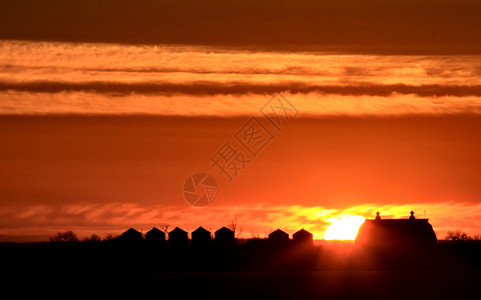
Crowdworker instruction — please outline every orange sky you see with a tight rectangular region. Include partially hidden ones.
[1,1,481,241]
[1,115,481,241]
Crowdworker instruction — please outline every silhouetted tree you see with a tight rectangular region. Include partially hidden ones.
[83,234,101,242]
[50,230,78,242]
[250,231,262,239]
[446,230,471,241]
[160,224,170,234]
[227,220,238,237]
[103,234,118,241]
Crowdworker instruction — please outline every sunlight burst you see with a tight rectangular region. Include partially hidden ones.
[323,215,366,240]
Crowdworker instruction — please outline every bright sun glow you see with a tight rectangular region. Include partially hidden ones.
[323,215,366,240]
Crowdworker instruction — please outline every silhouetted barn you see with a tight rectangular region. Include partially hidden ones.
[215,227,235,244]
[145,227,165,242]
[192,226,211,246]
[268,229,289,242]
[121,228,142,242]
[356,211,437,253]
[293,229,313,245]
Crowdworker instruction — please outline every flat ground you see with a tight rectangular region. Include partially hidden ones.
[8,270,480,299]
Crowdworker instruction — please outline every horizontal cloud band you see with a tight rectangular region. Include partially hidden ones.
[2,81,481,97]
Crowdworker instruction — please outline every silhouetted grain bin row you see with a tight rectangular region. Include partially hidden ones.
[120,226,313,245]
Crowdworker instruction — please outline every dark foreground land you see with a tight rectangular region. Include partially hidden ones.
[1,240,481,299]
[11,270,481,299]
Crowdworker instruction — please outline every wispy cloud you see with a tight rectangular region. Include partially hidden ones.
[3,81,481,97]
[1,40,481,116]
[2,91,480,116]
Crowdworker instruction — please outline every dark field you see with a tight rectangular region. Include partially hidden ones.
[2,240,481,299]
[9,269,481,299]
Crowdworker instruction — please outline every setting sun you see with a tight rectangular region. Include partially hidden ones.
[323,216,366,240]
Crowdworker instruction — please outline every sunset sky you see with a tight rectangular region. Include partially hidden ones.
[1,0,481,241]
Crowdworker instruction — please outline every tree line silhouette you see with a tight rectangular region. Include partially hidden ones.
[3,209,481,277]
[0,222,476,276]
[48,228,481,243]
[2,221,479,300]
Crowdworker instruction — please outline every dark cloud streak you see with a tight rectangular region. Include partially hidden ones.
[2,80,481,97]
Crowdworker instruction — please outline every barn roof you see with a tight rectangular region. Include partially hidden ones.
[269,229,289,239]
[356,211,437,248]
[146,227,164,235]
[122,228,141,235]
[215,226,234,235]
[169,227,187,235]
[293,228,313,238]
[193,226,210,234]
